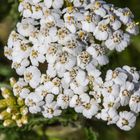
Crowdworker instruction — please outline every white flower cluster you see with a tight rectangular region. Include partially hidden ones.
[4,0,139,131]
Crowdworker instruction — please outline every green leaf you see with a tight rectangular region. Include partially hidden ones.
[84,127,97,140]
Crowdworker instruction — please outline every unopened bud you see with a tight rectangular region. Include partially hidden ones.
[10,77,16,87]
[21,115,28,124]
[20,106,28,115]
[3,119,15,127]
[1,87,12,99]
[0,111,11,120]
[17,97,24,106]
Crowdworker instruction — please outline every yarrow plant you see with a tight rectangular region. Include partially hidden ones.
[3,0,140,131]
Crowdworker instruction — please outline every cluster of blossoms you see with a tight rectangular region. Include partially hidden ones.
[0,78,28,127]
[3,0,139,131]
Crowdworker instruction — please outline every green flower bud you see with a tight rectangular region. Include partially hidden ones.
[21,115,28,125]
[0,111,11,120]
[20,106,28,115]
[0,99,7,109]
[10,77,17,88]
[17,97,25,106]
[1,87,12,99]
[3,119,15,127]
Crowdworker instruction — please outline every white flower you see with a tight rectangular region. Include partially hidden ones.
[18,1,32,18]
[119,81,134,106]
[81,12,96,32]
[45,77,62,95]
[32,4,43,19]
[94,20,111,41]
[4,47,13,60]
[12,59,30,75]
[86,1,106,17]
[116,111,136,131]
[82,99,99,119]
[55,52,76,77]
[63,39,83,56]
[17,18,37,37]
[47,64,57,78]
[24,66,41,88]
[126,21,139,35]
[104,14,122,30]
[105,69,127,85]
[42,94,62,118]
[70,93,90,113]
[129,91,140,113]
[12,41,31,62]
[105,30,130,52]
[35,84,49,99]
[86,44,109,65]
[13,78,30,98]
[25,92,44,114]
[103,95,120,109]
[77,51,92,69]
[30,45,46,66]
[44,0,64,9]
[100,109,119,125]
[103,81,120,98]
[123,66,139,82]
[57,89,74,109]
[114,8,134,24]
[64,13,76,33]
[72,0,87,7]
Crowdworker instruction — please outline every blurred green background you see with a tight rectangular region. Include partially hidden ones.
[0,0,140,140]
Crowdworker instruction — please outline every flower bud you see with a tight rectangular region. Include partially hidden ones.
[10,77,17,87]
[3,119,15,127]
[20,106,28,115]
[21,115,28,124]
[0,111,11,120]
[1,87,12,99]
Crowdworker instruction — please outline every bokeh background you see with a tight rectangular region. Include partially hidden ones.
[0,0,140,140]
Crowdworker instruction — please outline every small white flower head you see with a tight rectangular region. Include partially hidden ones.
[44,0,64,9]
[129,91,140,113]
[81,11,96,32]
[55,52,76,77]
[103,81,120,98]
[105,69,128,85]
[4,46,13,60]
[30,45,46,66]
[86,44,109,65]
[24,66,41,88]
[12,59,30,75]
[82,99,99,119]
[77,51,91,69]
[100,109,119,125]
[104,14,122,30]
[119,81,134,106]
[57,89,74,109]
[70,93,90,113]
[126,21,139,35]
[45,77,62,95]
[103,95,120,109]
[13,78,30,98]
[25,92,44,114]
[18,0,32,18]
[17,18,37,37]
[94,20,111,41]
[42,94,62,118]
[116,111,136,131]
[123,65,140,82]
[31,4,43,19]
[86,1,107,17]
[105,30,130,52]
[114,8,134,24]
